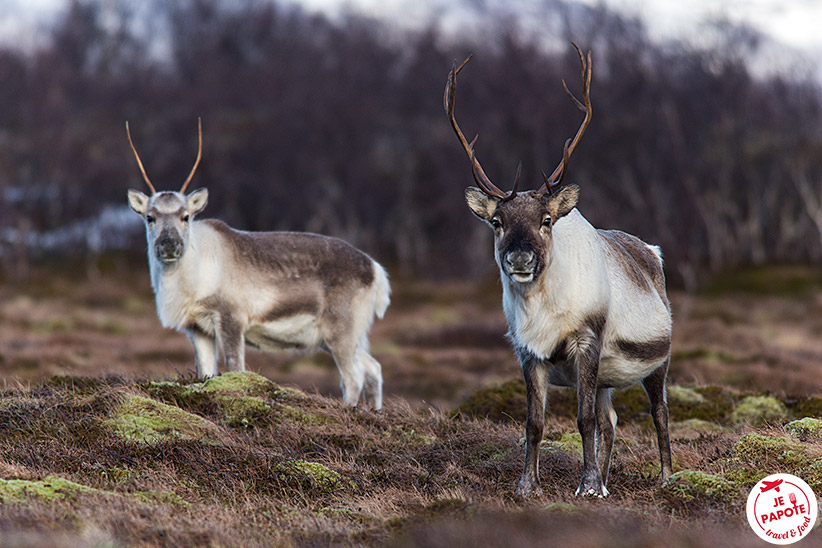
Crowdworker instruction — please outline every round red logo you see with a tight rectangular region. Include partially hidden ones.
[747,473,818,545]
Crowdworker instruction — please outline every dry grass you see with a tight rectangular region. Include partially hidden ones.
[0,264,820,546]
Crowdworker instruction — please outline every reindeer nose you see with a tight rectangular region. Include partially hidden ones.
[156,236,183,261]
[505,250,536,272]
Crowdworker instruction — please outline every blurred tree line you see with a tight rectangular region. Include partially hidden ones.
[0,0,821,288]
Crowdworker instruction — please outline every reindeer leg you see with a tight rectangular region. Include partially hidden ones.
[358,348,383,411]
[574,330,607,497]
[217,313,246,372]
[642,358,673,482]
[187,328,218,379]
[596,387,617,488]
[516,349,548,497]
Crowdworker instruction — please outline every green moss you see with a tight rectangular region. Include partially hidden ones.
[542,432,583,457]
[275,403,328,425]
[786,417,822,442]
[733,433,805,462]
[612,385,650,423]
[0,476,95,503]
[198,371,277,396]
[660,471,738,507]
[731,396,788,427]
[544,502,582,514]
[727,434,822,490]
[145,374,322,428]
[105,394,221,445]
[274,460,344,493]
[131,490,192,509]
[452,380,526,423]
[667,386,705,404]
[216,395,273,428]
[791,396,822,418]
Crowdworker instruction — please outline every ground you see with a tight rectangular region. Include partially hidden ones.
[0,261,820,547]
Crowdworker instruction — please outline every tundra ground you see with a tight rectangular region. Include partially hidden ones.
[0,262,820,547]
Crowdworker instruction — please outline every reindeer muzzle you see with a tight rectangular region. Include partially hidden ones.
[155,233,183,263]
[503,250,538,283]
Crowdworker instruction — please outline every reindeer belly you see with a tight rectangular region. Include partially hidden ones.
[597,340,670,388]
[245,314,322,351]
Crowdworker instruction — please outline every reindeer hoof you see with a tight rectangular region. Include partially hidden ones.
[516,481,543,499]
[575,483,609,498]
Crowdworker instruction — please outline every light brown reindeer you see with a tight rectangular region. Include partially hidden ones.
[445,45,673,497]
[126,119,390,409]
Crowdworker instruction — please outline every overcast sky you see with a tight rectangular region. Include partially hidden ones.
[2,0,821,74]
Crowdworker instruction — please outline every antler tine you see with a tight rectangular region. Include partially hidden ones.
[179,117,203,194]
[540,43,593,194]
[445,56,508,199]
[506,161,522,201]
[125,121,157,195]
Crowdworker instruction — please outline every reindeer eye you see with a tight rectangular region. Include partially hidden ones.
[146,215,155,224]
[490,217,502,230]
[542,216,551,227]
[182,214,190,223]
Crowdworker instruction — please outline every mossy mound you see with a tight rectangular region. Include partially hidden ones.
[785,417,822,442]
[453,381,747,426]
[198,371,279,396]
[273,460,344,493]
[544,502,582,515]
[105,394,221,445]
[452,380,526,423]
[542,432,583,458]
[660,471,738,510]
[145,372,313,428]
[217,395,274,428]
[730,396,788,427]
[0,476,96,503]
[724,434,822,490]
[790,396,822,418]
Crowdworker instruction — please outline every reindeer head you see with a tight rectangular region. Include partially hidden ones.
[445,45,592,284]
[126,119,208,265]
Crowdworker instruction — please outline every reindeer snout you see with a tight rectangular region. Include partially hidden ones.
[155,234,183,262]
[505,250,536,272]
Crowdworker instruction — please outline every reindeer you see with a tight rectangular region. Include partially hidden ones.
[445,45,673,497]
[125,119,390,409]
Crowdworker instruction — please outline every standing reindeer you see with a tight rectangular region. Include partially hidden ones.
[125,119,390,409]
[445,46,673,497]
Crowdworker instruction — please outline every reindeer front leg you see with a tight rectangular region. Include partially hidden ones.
[516,349,548,497]
[187,328,218,379]
[216,313,246,372]
[574,329,607,497]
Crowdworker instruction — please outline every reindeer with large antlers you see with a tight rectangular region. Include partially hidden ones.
[446,45,673,497]
[126,119,390,409]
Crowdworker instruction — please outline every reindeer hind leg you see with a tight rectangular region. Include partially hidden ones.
[642,358,673,482]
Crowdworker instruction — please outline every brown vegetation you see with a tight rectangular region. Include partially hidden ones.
[0,266,820,546]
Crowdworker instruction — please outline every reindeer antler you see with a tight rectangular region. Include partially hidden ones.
[445,56,521,201]
[539,43,592,195]
[179,117,202,194]
[126,118,202,195]
[126,120,157,195]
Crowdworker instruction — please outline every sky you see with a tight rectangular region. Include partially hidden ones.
[1,0,821,77]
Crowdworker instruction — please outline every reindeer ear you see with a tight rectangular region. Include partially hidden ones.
[465,187,499,222]
[186,188,209,216]
[546,184,579,220]
[127,189,149,216]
